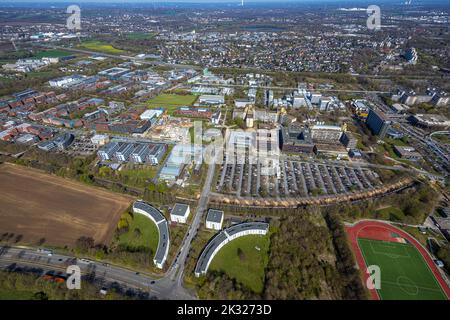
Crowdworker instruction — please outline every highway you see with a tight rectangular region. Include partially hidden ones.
[0,245,194,300]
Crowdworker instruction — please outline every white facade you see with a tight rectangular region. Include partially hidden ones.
[91,134,109,146]
[170,204,191,224]
[206,219,223,231]
[133,204,169,269]
[140,109,163,120]
[195,223,269,277]
[206,209,224,230]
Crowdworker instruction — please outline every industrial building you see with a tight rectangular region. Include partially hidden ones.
[159,144,203,182]
[198,95,225,105]
[140,109,164,121]
[98,67,130,80]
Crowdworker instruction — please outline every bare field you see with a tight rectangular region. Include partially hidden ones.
[0,163,133,247]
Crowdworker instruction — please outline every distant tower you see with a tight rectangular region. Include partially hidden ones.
[10,38,18,51]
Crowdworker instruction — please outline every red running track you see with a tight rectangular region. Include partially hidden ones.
[345,220,450,300]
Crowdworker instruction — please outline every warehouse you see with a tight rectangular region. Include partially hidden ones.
[199,95,225,105]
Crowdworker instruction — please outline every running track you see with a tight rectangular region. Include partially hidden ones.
[346,220,450,300]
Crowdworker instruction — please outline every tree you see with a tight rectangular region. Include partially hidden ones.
[237,247,246,262]
[76,236,95,252]
[32,291,49,300]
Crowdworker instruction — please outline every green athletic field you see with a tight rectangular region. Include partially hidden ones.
[358,238,447,300]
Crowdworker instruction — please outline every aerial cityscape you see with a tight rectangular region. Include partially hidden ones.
[0,0,448,307]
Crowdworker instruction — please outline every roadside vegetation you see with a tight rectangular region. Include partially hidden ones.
[0,270,127,300]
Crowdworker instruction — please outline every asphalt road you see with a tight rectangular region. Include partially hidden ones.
[167,153,219,289]
[0,159,219,300]
[0,246,194,300]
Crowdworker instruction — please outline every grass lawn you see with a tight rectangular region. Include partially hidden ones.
[209,234,270,294]
[34,50,73,58]
[432,134,450,145]
[118,165,159,188]
[125,32,156,40]
[147,94,198,114]
[117,214,159,255]
[385,138,409,147]
[79,41,125,55]
[375,206,405,221]
[358,238,447,300]
[0,289,34,300]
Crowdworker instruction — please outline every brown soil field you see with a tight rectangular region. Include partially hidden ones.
[0,163,134,247]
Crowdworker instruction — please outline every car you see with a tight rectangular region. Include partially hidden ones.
[434,260,444,268]
[135,272,140,275]
[150,280,155,284]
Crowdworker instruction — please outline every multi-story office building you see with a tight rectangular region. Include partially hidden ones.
[366,109,391,139]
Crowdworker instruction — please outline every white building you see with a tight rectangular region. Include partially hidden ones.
[235,99,254,109]
[91,134,109,146]
[195,222,269,277]
[199,95,225,105]
[170,203,190,224]
[206,209,224,230]
[49,75,85,88]
[140,109,164,121]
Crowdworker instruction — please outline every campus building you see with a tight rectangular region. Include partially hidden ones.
[170,203,191,224]
[195,222,269,277]
[132,201,170,269]
[280,124,316,154]
[206,209,224,231]
[365,109,391,139]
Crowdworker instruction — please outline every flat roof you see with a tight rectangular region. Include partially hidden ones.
[133,201,169,265]
[206,209,224,223]
[195,222,269,276]
[171,203,190,217]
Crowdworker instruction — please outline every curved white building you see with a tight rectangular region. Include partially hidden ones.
[194,222,269,277]
[133,201,170,269]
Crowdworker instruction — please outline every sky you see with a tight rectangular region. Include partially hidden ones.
[0,0,395,2]
[0,0,445,5]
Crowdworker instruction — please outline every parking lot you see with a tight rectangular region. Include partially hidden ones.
[216,159,381,198]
